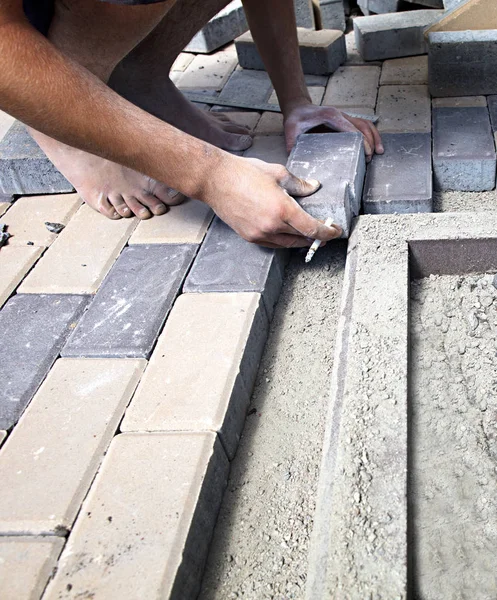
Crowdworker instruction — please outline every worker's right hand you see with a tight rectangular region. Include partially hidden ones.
[199,154,342,248]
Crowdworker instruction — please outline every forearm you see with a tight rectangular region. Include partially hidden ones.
[0,18,223,200]
[241,0,311,114]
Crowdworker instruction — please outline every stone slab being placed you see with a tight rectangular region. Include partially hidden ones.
[362,133,432,214]
[0,537,64,600]
[0,358,145,536]
[287,133,365,237]
[306,212,497,600]
[1,193,82,247]
[62,244,196,359]
[184,0,248,53]
[0,121,73,195]
[122,292,268,459]
[43,432,229,600]
[19,204,136,294]
[323,65,380,109]
[183,217,285,318]
[0,294,89,430]
[428,30,497,97]
[354,10,443,61]
[236,28,346,75]
[432,106,496,191]
[380,55,428,85]
[318,0,346,31]
[0,245,44,309]
[376,85,431,133]
[129,198,213,244]
[219,69,273,105]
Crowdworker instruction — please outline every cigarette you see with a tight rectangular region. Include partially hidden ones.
[305,216,334,263]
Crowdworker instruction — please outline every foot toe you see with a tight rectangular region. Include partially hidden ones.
[220,133,253,152]
[123,195,152,219]
[109,194,133,218]
[92,192,121,220]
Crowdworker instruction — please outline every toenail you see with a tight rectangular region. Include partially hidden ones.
[155,205,167,215]
[122,206,130,214]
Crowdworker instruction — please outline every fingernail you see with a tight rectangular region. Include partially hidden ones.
[308,178,321,190]
[378,144,384,153]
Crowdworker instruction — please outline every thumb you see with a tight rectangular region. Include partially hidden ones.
[285,198,342,241]
[279,169,321,197]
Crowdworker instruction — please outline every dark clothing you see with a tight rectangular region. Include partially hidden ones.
[24,0,166,36]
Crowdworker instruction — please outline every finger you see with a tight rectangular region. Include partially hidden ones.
[123,195,152,220]
[284,200,343,241]
[279,170,321,197]
[94,192,121,220]
[343,115,374,159]
[108,194,132,218]
[368,121,384,154]
[257,233,317,249]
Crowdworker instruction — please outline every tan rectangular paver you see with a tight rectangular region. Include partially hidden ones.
[44,432,229,600]
[176,49,237,91]
[323,66,380,109]
[0,537,64,600]
[269,86,325,107]
[0,202,9,217]
[1,194,82,247]
[432,96,487,108]
[255,112,284,135]
[122,292,267,458]
[0,358,146,535]
[377,85,431,133]
[243,135,288,165]
[171,52,194,72]
[129,198,213,244]
[18,204,137,294]
[380,56,428,86]
[0,245,44,309]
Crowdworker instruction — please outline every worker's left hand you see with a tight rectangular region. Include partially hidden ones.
[284,103,384,162]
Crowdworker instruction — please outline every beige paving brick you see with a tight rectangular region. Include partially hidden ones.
[215,111,261,131]
[0,431,5,446]
[176,48,237,91]
[171,52,194,72]
[255,112,284,135]
[122,292,267,458]
[380,56,429,86]
[269,86,325,106]
[129,199,213,245]
[0,202,9,217]
[323,65,381,109]
[377,84,431,133]
[2,194,82,247]
[432,96,487,108]
[18,204,137,294]
[0,245,44,309]
[243,135,288,165]
[341,107,376,118]
[0,537,64,600]
[0,358,146,535]
[0,109,15,142]
[44,432,229,600]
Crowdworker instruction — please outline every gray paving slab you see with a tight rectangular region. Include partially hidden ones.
[0,294,89,430]
[287,132,365,236]
[219,69,273,105]
[0,122,73,195]
[429,31,497,97]
[294,0,315,28]
[354,10,443,61]
[183,217,286,319]
[184,0,248,53]
[62,244,196,359]
[318,0,346,31]
[432,107,496,191]
[487,95,497,131]
[363,133,433,214]
[367,0,402,12]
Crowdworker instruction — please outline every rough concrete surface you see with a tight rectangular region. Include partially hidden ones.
[410,274,497,598]
[200,242,347,600]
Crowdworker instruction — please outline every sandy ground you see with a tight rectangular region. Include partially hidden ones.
[200,242,347,600]
[410,274,497,599]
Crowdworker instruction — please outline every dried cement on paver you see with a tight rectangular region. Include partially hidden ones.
[200,243,346,600]
[410,274,497,598]
[433,190,497,213]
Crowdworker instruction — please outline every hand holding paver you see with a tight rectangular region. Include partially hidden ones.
[199,154,342,248]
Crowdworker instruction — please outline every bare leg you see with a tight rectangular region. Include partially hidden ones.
[109,0,254,152]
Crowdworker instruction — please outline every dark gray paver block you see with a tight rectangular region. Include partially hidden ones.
[487,95,497,132]
[0,294,89,430]
[294,0,315,28]
[363,133,433,214]
[354,10,443,61]
[432,107,496,191]
[183,217,286,319]
[218,69,273,105]
[287,133,365,237]
[429,31,497,97]
[62,244,197,359]
[0,122,73,195]
[236,28,346,76]
[318,0,346,31]
[184,0,248,53]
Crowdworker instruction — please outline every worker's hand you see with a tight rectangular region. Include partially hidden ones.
[200,154,342,248]
[284,102,384,162]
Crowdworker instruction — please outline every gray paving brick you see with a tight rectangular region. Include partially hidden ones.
[433,107,496,191]
[487,95,497,132]
[318,0,346,31]
[363,133,433,214]
[367,0,402,13]
[219,69,273,105]
[243,135,288,165]
[62,244,196,359]
[405,0,443,6]
[183,217,285,318]
[429,31,497,97]
[184,0,248,53]
[0,122,73,195]
[236,28,346,76]
[294,0,315,28]
[287,133,365,237]
[0,294,89,430]
[354,10,443,61]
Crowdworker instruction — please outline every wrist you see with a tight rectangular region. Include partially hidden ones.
[280,96,312,118]
[191,146,233,205]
